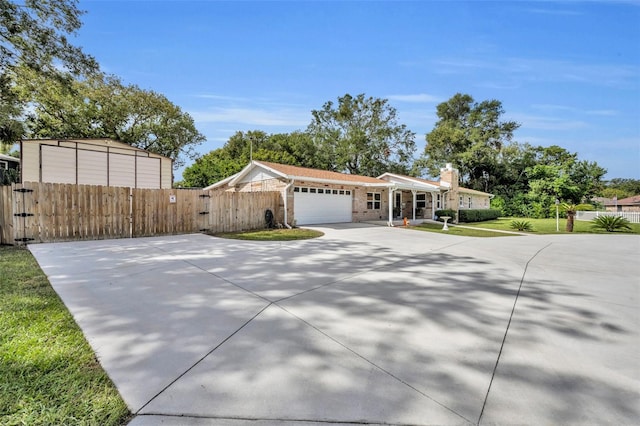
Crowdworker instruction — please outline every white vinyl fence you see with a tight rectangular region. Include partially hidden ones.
[576,211,640,224]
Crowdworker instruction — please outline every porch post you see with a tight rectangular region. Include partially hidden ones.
[431,192,436,219]
[388,188,394,226]
[411,190,417,221]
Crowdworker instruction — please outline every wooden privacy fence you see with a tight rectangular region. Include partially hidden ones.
[0,182,281,245]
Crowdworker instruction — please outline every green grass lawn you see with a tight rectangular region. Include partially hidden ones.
[0,246,130,426]
[461,217,640,234]
[410,222,517,237]
[213,227,324,241]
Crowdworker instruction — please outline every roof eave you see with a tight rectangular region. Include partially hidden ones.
[290,175,392,187]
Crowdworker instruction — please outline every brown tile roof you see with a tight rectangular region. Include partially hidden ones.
[255,161,388,185]
[605,195,640,206]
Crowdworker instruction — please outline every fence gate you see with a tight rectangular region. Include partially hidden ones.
[0,182,282,245]
[12,185,35,244]
[199,191,210,233]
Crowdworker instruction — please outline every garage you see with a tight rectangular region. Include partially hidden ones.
[293,187,352,225]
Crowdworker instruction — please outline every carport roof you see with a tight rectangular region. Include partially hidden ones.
[378,172,442,191]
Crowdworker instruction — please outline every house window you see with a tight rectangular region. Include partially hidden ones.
[345,190,351,195]
[310,188,316,193]
[468,197,472,208]
[293,187,300,192]
[459,196,464,208]
[333,189,338,194]
[436,194,441,209]
[301,187,308,193]
[0,160,7,170]
[416,193,426,208]
[367,192,381,209]
[317,189,324,194]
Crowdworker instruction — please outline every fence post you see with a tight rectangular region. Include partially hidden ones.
[129,187,133,238]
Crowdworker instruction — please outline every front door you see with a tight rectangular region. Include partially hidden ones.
[394,192,402,218]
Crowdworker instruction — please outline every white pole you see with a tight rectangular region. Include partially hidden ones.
[555,199,559,232]
[388,189,394,226]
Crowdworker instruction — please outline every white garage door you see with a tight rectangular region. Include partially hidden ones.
[293,187,352,225]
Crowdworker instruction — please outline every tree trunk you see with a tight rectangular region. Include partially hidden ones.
[566,212,575,232]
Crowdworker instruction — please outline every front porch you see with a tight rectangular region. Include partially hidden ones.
[387,188,442,225]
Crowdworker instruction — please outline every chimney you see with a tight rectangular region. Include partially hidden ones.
[440,163,459,191]
[440,163,460,220]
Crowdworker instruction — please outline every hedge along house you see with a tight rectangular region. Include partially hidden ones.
[20,138,173,189]
[205,161,493,226]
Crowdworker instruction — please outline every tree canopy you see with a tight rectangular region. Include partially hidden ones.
[601,178,640,199]
[1,0,98,147]
[18,70,205,168]
[179,131,320,187]
[421,93,520,189]
[307,93,416,177]
[1,0,205,167]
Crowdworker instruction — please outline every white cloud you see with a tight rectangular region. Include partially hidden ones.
[433,57,639,88]
[531,104,619,117]
[526,8,583,16]
[586,109,618,116]
[509,113,588,131]
[531,104,576,112]
[386,93,441,103]
[193,94,253,102]
[190,107,309,127]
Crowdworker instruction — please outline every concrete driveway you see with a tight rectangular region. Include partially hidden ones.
[28,224,639,425]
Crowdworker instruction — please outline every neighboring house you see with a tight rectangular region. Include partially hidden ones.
[0,153,20,184]
[205,161,492,226]
[605,195,640,212]
[20,138,173,189]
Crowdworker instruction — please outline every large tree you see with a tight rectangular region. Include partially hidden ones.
[21,71,205,167]
[179,131,320,187]
[1,0,98,147]
[525,145,606,217]
[307,93,416,177]
[601,178,640,199]
[421,93,520,188]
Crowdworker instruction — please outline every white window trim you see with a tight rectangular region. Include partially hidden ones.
[367,192,381,210]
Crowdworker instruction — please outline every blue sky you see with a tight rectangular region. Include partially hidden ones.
[76,0,639,180]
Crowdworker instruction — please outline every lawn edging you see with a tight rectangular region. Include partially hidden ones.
[0,246,130,426]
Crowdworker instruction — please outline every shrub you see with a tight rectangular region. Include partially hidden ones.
[591,215,632,232]
[510,220,533,232]
[434,209,456,222]
[458,209,501,223]
[489,195,505,215]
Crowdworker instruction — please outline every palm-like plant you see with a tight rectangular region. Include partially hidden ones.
[591,215,632,232]
[510,220,533,232]
[561,203,592,232]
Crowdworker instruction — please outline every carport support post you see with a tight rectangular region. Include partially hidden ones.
[431,193,436,220]
[411,190,417,221]
[388,189,394,226]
